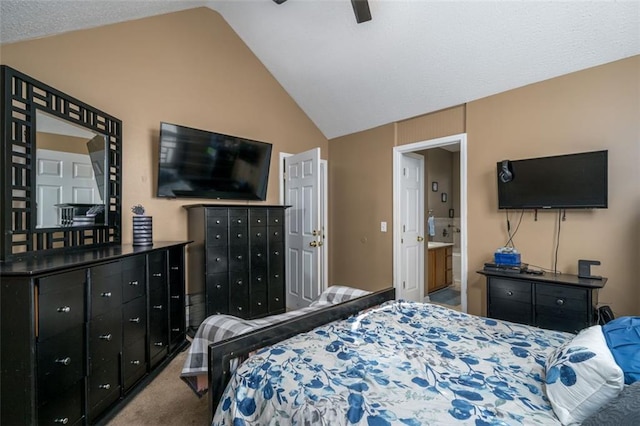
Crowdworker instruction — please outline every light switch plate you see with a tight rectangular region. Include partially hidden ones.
[380,221,387,232]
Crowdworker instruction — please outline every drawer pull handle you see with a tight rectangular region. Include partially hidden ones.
[99,333,112,341]
[129,280,139,286]
[171,295,180,299]
[216,284,222,289]
[274,274,280,279]
[54,418,69,424]
[257,302,262,306]
[215,220,221,224]
[55,357,71,366]
[153,273,162,277]
[131,360,141,365]
[57,306,71,313]
[506,291,513,296]
[257,219,262,223]
[556,298,565,306]
[274,218,279,223]
[274,251,280,256]
[172,327,181,332]
[215,257,221,262]
[237,255,243,260]
[237,219,243,224]
[257,253,262,258]
[257,277,263,282]
[129,317,141,323]
[99,383,111,390]
[275,297,280,302]
[153,304,163,310]
[256,232,262,237]
[237,280,243,286]
[237,233,243,239]
[237,307,243,311]
[154,342,164,347]
[101,292,112,298]
[170,266,179,270]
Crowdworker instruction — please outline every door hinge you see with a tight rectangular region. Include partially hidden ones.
[403,168,407,176]
[283,171,287,180]
[403,225,406,232]
[403,281,406,289]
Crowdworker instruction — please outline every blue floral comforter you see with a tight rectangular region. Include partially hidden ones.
[213,301,571,425]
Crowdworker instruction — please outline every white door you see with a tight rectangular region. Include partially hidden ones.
[399,153,424,302]
[284,148,322,310]
[36,148,102,228]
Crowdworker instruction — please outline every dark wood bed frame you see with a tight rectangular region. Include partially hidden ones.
[207,287,396,422]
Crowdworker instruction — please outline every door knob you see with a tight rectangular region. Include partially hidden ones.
[309,241,318,247]
[417,236,424,242]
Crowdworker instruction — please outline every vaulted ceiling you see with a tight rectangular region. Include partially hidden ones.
[1,1,638,139]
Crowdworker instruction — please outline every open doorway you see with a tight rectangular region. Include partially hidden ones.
[393,133,468,312]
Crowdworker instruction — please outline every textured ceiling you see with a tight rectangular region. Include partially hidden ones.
[1,1,639,139]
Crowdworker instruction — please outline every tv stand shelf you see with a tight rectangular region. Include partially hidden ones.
[477,270,606,333]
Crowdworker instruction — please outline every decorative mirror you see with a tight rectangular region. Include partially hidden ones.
[1,65,122,261]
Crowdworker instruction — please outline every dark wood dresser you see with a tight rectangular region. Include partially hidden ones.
[478,269,606,333]
[0,241,189,425]
[184,205,287,329]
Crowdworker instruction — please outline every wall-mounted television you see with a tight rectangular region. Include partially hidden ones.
[157,122,272,200]
[497,150,608,209]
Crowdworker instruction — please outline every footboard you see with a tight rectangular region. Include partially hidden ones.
[207,287,396,422]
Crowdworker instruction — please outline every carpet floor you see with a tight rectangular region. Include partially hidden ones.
[429,286,461,306]
[107,347,209,426]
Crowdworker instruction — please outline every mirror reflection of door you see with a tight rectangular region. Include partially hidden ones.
[35,110,107,228]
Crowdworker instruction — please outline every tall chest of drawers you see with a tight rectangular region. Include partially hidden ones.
[185,205,287,328]
[0,242,188,425]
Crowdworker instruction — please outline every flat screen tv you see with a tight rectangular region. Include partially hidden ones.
[497,150,608,209]
[157,122,272,200]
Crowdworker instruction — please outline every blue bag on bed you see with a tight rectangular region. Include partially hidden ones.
[602,316,640,384]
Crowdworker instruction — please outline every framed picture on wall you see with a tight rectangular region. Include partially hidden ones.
[432,182,438,192]
[441,193,448,202]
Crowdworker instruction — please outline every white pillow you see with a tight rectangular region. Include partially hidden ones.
[545,325,624,425]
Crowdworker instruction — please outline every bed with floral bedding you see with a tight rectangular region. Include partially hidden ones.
[212,299,575,425]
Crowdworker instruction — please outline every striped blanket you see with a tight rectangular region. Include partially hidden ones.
[180,285,371,396]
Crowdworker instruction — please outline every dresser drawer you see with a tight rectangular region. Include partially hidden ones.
[206,246,228,274]
[536,283,587,310]
[37,326,84,403]
[250,291,269,318]
[122,257,145,302]
[123,338,147,391]
[88,360,120,417]
[229,245,249,272]
[229,210,248,226]
[38,273,85,341]
[123,297,146,346]
[251,268,268,293]
[206,226,228,247]
[206,273,229,315]
[269,243,285,272]
[268,227,284,244]
[249,209,267,227]
[91,262,122,319]
[89,308,122,364]
[229,225,248,246]
[268,209,284,227]
[488,278,532,304]
[38,380,84,426]
[268,288,285,313]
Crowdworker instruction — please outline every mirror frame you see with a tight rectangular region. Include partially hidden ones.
[1,65,122,261]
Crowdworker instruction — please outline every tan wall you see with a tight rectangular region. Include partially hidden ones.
[330,56,639,317]
[467,56,640,317]
[0,8,328,255]
[329,107,466,293]
[37,132,88,153]
[328,124,395,291]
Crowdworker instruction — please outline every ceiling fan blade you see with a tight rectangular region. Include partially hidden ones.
[351,0,372,24]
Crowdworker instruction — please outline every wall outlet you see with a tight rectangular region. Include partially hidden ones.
[380,221,387,232]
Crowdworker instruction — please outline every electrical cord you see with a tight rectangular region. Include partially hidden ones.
[553,209,563,273]
[504,209,524,248]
